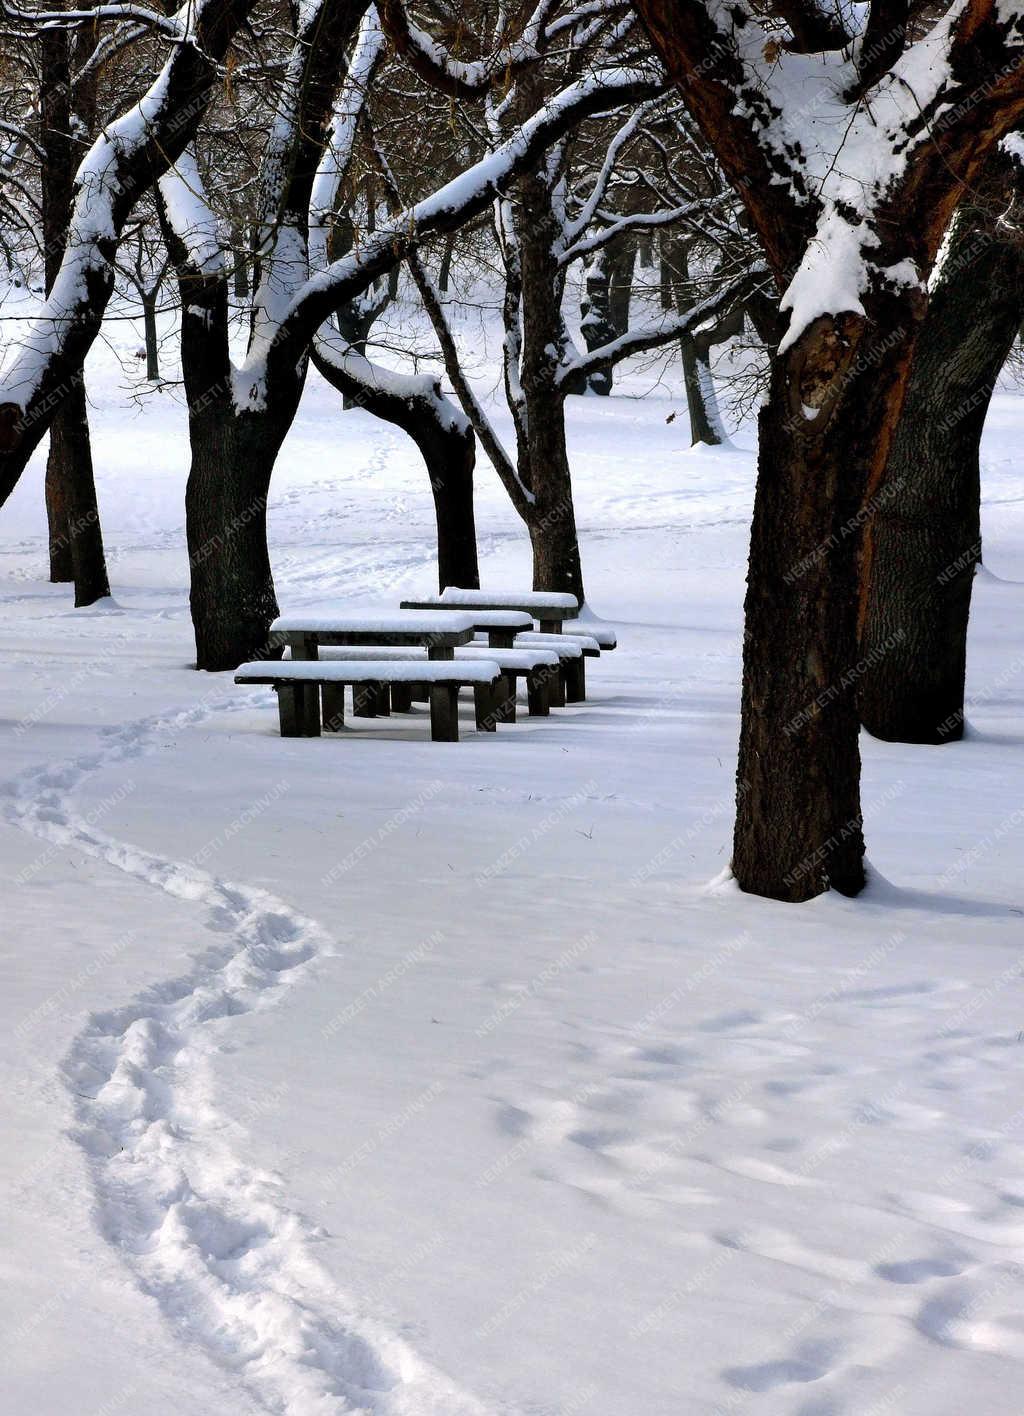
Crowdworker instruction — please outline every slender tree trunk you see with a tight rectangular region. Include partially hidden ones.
[680,339,723,445]
[858,178,1024,743]
[143,291,160,381]
[46,379,110,605]
[515,168,586,602]
[438,234,456,294]
[40,18,109,604]
[733,303,918,900]
[579,253,615,396]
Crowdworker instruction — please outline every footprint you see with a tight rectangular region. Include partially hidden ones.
[724,1338,842,1391]
[876,1254,968,1284]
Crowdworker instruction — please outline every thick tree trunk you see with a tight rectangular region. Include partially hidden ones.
[733,305,918,901]
[186,409,281,670]
[170,243,283,670]
[858,185,1024,743]
[429,442,480,590]
[40,19,109,604]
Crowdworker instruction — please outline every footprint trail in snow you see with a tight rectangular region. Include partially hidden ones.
[3,700,491,1416]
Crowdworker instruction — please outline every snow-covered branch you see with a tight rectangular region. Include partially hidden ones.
[0,0,256,494]
[254,64,662,388]
[556,266,764,385]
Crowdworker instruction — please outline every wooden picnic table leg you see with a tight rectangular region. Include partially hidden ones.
[550,662,567,708]
[487,630,516,649]
[496,672,517,723]
[526,668,551,716]
[565,656,586,703]
[277,683,321,738]
[321,683,345,731]
[373,683,391,716]
[352,682,378,717]
[474,683,497,732]
[539,618,561,635]
[391,683,414,712]
[429,683,459,741]
[291,634,322,734]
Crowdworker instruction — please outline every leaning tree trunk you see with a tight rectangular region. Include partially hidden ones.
[858,177,1024,743]
[733,300,919,901]
[45,380,110,605]
[312,344,480,590]
[40,19,110,604]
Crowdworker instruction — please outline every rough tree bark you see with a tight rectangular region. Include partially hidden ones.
[40,15,110,604]
[634,0,1024,900]
[513,164,586,602]
[858,156,1024,743]
[173,265,284,671]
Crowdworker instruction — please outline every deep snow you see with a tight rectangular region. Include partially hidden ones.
[2,304,1024,1416]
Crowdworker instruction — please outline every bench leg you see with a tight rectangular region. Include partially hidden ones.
[565,656,586,703]
[550,665,567,708]
[321,683,345,732]
[278,683,320,737]
[496,672,517,723]
[526,669,550,716]
[410,683,429,704]
[474,683,497,732]
[391,683,414,713]
[352,682,377,717]
[430,683,459,741]
[374,683,391,716]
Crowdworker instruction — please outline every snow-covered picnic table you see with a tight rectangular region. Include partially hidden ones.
[402,588,579,633]
[383,605,534,648]
[269,609,479,660]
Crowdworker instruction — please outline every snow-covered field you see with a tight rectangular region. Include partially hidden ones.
[2,317,1024,1416]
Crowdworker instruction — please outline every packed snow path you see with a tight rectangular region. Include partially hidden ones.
[3,701,491,1416]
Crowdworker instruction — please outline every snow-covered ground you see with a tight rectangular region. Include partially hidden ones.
[2,311,1024,1416]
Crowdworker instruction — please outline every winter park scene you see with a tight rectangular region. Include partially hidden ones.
[4,0,1024,1413]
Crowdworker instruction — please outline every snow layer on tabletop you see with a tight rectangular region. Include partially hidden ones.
[271,609,478,633]
[440,587,580,609]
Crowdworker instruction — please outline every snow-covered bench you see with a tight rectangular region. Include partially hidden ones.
[307,645,562,726]
[466,632,584,705]
[235,659,502,742]
[562,619,617,650]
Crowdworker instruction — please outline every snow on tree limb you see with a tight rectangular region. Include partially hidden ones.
[0,0,257,496]
[244,64,662,393]
[376,0,560,98]
[556,266,765,385]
